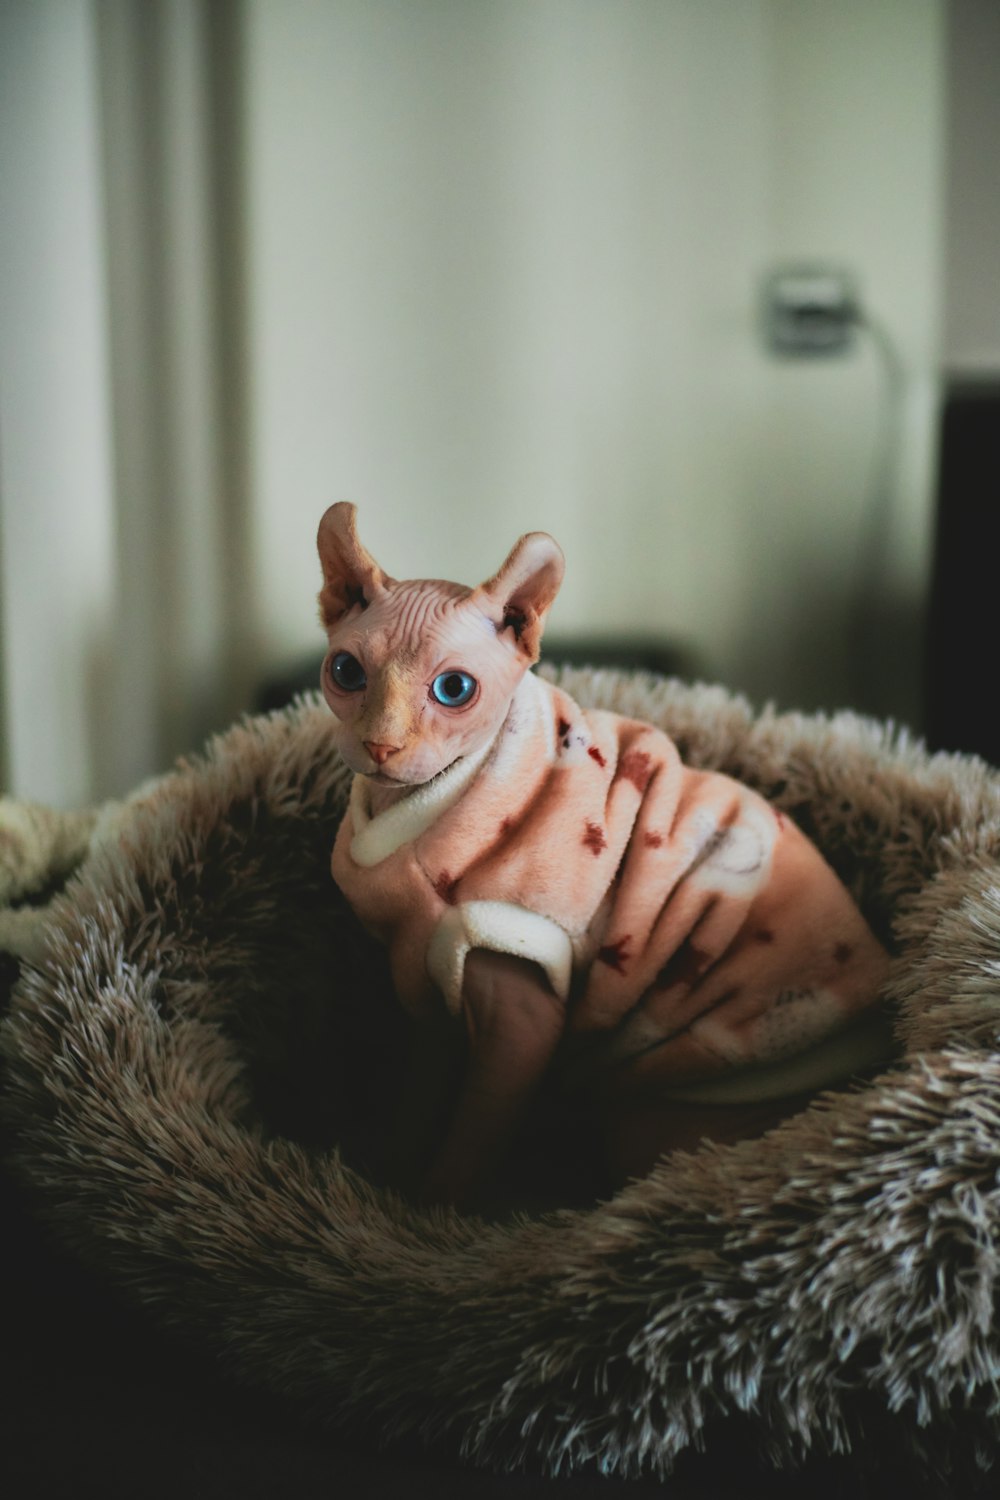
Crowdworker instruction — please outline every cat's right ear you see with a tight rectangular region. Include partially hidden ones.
[317,503,392,628]
[476,531,565,661]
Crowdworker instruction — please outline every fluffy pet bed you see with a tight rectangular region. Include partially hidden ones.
[3,666,1000,1484]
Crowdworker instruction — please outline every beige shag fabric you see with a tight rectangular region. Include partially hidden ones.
[3,667,1000,1483]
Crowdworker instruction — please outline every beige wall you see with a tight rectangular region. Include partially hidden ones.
[246,0,944,725]
[247,0,772,675]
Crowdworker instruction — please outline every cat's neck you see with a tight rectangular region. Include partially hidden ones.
[367,779,414,818]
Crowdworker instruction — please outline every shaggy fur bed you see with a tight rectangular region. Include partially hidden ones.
[3,666,1000,1484]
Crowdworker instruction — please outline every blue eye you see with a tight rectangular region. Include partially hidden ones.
[431,670,477,707]
[329,651,366,692]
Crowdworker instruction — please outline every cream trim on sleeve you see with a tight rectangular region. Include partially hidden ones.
[426,901,574,1013]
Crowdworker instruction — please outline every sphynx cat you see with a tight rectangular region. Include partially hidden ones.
[318,504,890,1204]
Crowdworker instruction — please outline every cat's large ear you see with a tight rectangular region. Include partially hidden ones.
[476,532,565,661]
[317,503,393,627]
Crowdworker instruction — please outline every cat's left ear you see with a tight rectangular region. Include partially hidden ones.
[475,532,565,661]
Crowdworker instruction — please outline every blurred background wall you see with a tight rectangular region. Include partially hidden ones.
[0,0,989,810]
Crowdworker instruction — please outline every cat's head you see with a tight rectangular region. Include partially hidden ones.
[317,503,565,787]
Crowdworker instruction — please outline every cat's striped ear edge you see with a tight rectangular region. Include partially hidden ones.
[317,503,393,627]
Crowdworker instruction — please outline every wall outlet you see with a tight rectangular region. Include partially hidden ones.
[761,266,859,356]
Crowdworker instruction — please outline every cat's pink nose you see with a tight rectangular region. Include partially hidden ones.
[364,741,400,767]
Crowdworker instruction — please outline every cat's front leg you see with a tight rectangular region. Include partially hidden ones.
[419,949,565,1206]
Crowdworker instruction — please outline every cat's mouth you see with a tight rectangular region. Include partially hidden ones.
[364,754,464,789]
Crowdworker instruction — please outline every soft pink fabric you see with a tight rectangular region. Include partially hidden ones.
[333,674,889,1092]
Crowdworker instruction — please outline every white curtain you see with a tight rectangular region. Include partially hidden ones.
[0,0,252,807]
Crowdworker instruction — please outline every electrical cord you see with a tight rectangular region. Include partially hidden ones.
[760,270,908,718]
[845,307,907,716]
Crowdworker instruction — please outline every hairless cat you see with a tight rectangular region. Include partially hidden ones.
[318,503,890,1203]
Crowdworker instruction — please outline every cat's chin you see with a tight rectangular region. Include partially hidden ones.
[363,769,412,788]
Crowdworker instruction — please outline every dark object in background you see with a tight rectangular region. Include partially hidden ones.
[256,637,690,716]
[925,381,1000,766]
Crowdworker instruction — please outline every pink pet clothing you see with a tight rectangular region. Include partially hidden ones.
[332,673,889,1101]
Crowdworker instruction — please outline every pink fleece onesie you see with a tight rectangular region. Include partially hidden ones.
[332,672,889,1100]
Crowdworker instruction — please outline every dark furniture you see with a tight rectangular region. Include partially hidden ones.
[925,380,1000,766]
